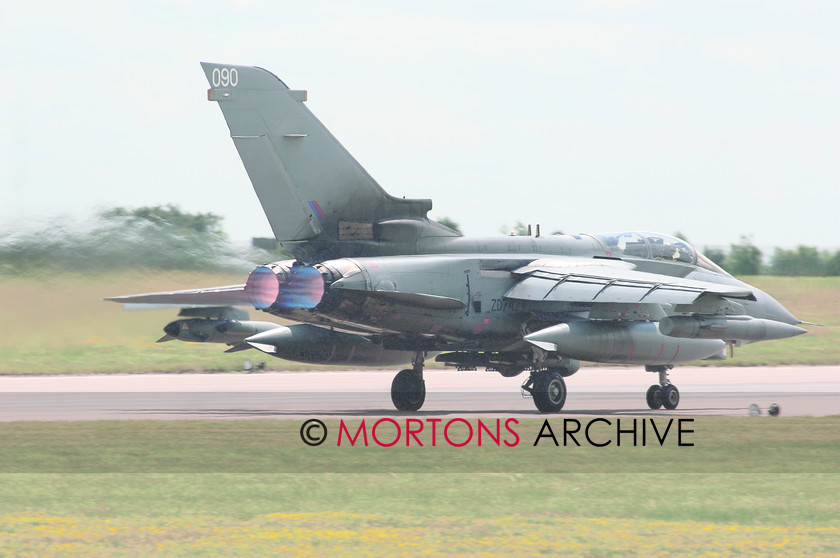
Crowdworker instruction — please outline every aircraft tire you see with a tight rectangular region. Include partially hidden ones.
[391,369,426,411]
[646,385,664,410]
[532,371,567,413]
[550,366,577,378]
[662,385,680,410]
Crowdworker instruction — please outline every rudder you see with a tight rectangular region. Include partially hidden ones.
[200,62,431,243]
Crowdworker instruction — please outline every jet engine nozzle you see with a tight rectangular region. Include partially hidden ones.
[244,261,325,310]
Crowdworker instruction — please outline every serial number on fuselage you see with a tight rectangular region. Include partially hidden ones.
[489,298,522,312]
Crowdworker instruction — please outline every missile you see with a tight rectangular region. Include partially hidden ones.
[244,324,411,366]
[524,321,725,365]
[659,316,807,341]
[160,319,277,344]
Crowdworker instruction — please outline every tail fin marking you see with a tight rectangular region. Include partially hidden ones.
[200,62,431,243]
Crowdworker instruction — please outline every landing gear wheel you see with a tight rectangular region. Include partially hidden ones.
[549,366,576,378]
[532,371,567,413]
[391,369,426,411]
[662,385,680,410]
[646,385,664,410]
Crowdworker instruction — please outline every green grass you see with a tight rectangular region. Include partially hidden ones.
[709,276,840,366]
[0,271,346,374]
[0,484,840,556]
[1,272,838,374]
[0,417,838,555]
[2,272,837,554]
[7,472,837,525]
[1,417,838,474]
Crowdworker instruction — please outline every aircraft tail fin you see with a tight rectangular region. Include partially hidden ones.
[200,62,432,244]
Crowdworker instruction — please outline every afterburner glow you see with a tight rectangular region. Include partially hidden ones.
[245,264,325,310]
[245,266,280,309]
[278,266,324,309]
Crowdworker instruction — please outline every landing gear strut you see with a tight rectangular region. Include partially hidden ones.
[522,369,568,413]
[391,352,426,411]
[645,365,679,410]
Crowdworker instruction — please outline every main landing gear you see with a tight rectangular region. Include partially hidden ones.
[391,352,426,411]
[389,354,677,414]
[645,365,680,410]
[521,369,568,413]
[388,351,573,413]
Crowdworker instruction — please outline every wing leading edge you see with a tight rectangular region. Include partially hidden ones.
[105,284,249,309]
[505,263,756,307]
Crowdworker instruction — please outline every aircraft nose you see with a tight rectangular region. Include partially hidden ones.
[755,289,800,325]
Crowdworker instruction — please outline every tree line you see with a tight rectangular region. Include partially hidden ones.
[702,237,840,276]
[0,205,270,275]
[2,207,837,276]
[487,221,840,277]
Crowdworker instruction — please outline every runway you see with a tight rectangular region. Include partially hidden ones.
[0,366,838,421]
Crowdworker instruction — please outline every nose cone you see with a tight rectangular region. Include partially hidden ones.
[244,326,293,354]
[523,323,569,352]
[245,326,293,346]
[163,321,182,337]
[754,288,801,325]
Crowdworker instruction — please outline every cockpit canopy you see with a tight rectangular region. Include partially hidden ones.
[588,232,728,275]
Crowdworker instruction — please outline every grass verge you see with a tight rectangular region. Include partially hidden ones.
[0,417,837,555]
[1,417,839,473]
[0,471,837,556]
[1,273,839,373]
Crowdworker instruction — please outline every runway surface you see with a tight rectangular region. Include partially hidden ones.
[1,366,838,421]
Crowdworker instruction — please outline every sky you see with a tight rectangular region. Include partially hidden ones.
[2,0,839,251]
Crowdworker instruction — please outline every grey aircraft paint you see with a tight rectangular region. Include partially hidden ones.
[107,63,807,413]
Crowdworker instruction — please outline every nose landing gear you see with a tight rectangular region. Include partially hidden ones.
[645,365,679,410]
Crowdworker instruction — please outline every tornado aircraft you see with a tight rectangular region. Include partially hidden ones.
[108,63,807,413]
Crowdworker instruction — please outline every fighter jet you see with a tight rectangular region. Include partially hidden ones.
[107,62,807,413]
